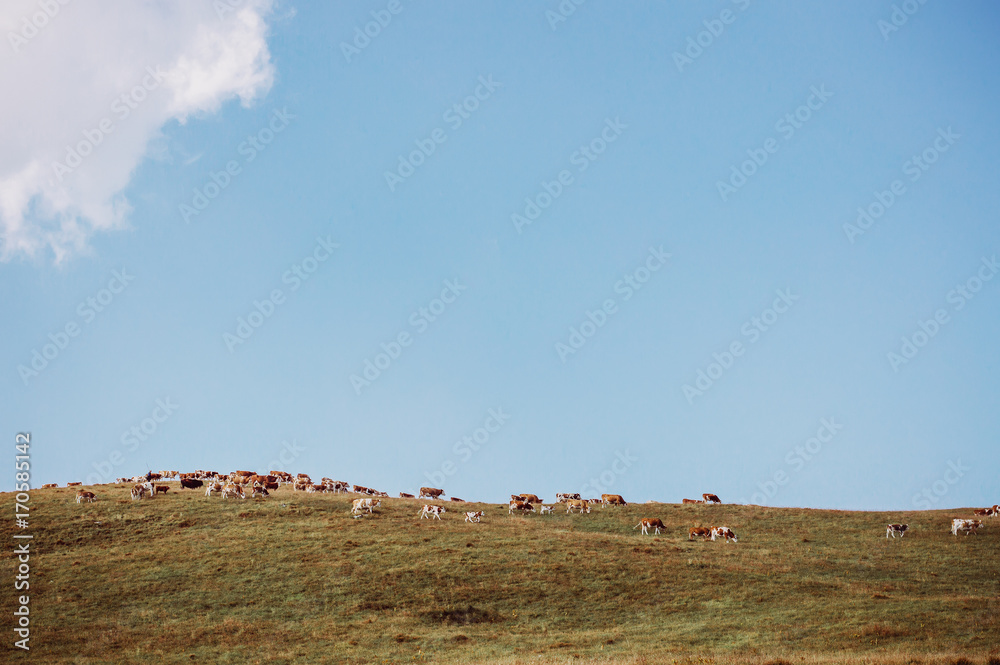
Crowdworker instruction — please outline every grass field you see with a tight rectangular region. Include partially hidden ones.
[3,484,999,664]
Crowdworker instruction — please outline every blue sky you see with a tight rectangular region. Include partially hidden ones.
[2,0,998,510]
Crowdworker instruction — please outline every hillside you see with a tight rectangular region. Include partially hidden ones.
[3,484,999,664]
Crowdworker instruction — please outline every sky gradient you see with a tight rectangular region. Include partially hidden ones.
[2,0,998,510]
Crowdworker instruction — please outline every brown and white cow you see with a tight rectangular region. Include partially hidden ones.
[539,505,553,515]
[565,499,591,514]
[130,484,148,500]
[886,524,908,539]
[41,483,58,489]
[464,511,483,523]
[205,483,223,497]
[222,484,245,500]
[601,494,627,507]
[515,493,541,504]
[682,498,703,504]
[399,492,415,499]
[555,493,581,503]
[420,505,445,520]
[973,508,992,517]
[710,526,738,543]
[67,482,82,487]
[703,493,722,504]
[509,500,534,515]
[689,526,712,541]
[635,518,665,535]
[420,487,445,499]
[251,486,269,499]
[351,498,381,515]
[952,518,983,536]
[76,490,96,503]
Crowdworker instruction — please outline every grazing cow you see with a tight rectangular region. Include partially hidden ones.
[352,485,369,494]
[689,527,712,541]
[205,483,223,497]
[509,500,535,515]
[264,481,279,491]
[886,524,909,539]
[952,518,983,536]
[973,508,992,517]
[992,505,1000,517]
[222,484,245,500]
[130,484,147,501]
[555,493,581,503]
[711,526,738,543]
[465,511,483,523]
[539,505,553,515]
[449,497,465,502]
[601,494,627,507]
[516,494,541,504]
[420,505,445,520]
[635,518,665,535]
[703,494,722,504]
[682,498,703,504]
[251,486,269,498]
[399,492,415,499]
[180,478,204,490]
[76,491,96,503]
[67,482,82,487]
[566,499,591,514]
[41,483,58,488]
[420,487,445,499]
[351,498,380,515]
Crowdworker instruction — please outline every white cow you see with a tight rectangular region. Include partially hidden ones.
[352,498,381,515]
[464,511,483,523]
[420,505,445,520]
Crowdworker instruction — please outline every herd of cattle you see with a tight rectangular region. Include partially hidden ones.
[40,472,999,542]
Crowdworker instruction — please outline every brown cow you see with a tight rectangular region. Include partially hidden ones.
[515,493,541,504]
[635,518,664,535]
[154,485,169,495]
[180,478,204,489]
[67,482,82,486]
[449,497,465,502]
[399,492,415,499]
[41,483,58,489]
[601,494,627,507]
[566,499,591,514]
[689,527,712,541]
[420,487,445,499]
[682,498,703,504]
[509,500,534,515]
[76,490,96,503]
[703,493,722,504]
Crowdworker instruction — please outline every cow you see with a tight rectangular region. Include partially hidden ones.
[952,518,983,536]
[352,485,369,494]
[251,486,269,499]
[993,505,1000,517]
[703,494,722,504]
[420,487,445,499]
[634,518,665,535]
[509,500,535,515]
[465,511,483,523]
[154,485,169,495]
[682,498,703,504]
[67,482,82,487]
[399,492,415,499]
[601,494,627,507]
[420,505,445,520]
[555,493,581,503]
[76,490,96,503]
[205,483,223,497]
[449,497,465,502]
[515,493,541,504]
[180,478,204,490]
[41,483,58,488]
[130,484,148,501]
[264,481,279,491]
[973,508,992,517]
[689,527,712,541]
[711,526,738,543]
[352,498,381,515]
[539,505,553,515]
[566,499,591,514]
[886,524,908,539]
[222,484,245,500]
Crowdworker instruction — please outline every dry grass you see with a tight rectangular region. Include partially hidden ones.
[2,484,998,663]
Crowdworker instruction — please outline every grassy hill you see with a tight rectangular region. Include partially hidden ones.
[3,484,999,664]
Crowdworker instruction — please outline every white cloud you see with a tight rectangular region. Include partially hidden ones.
[0,0,277,263]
